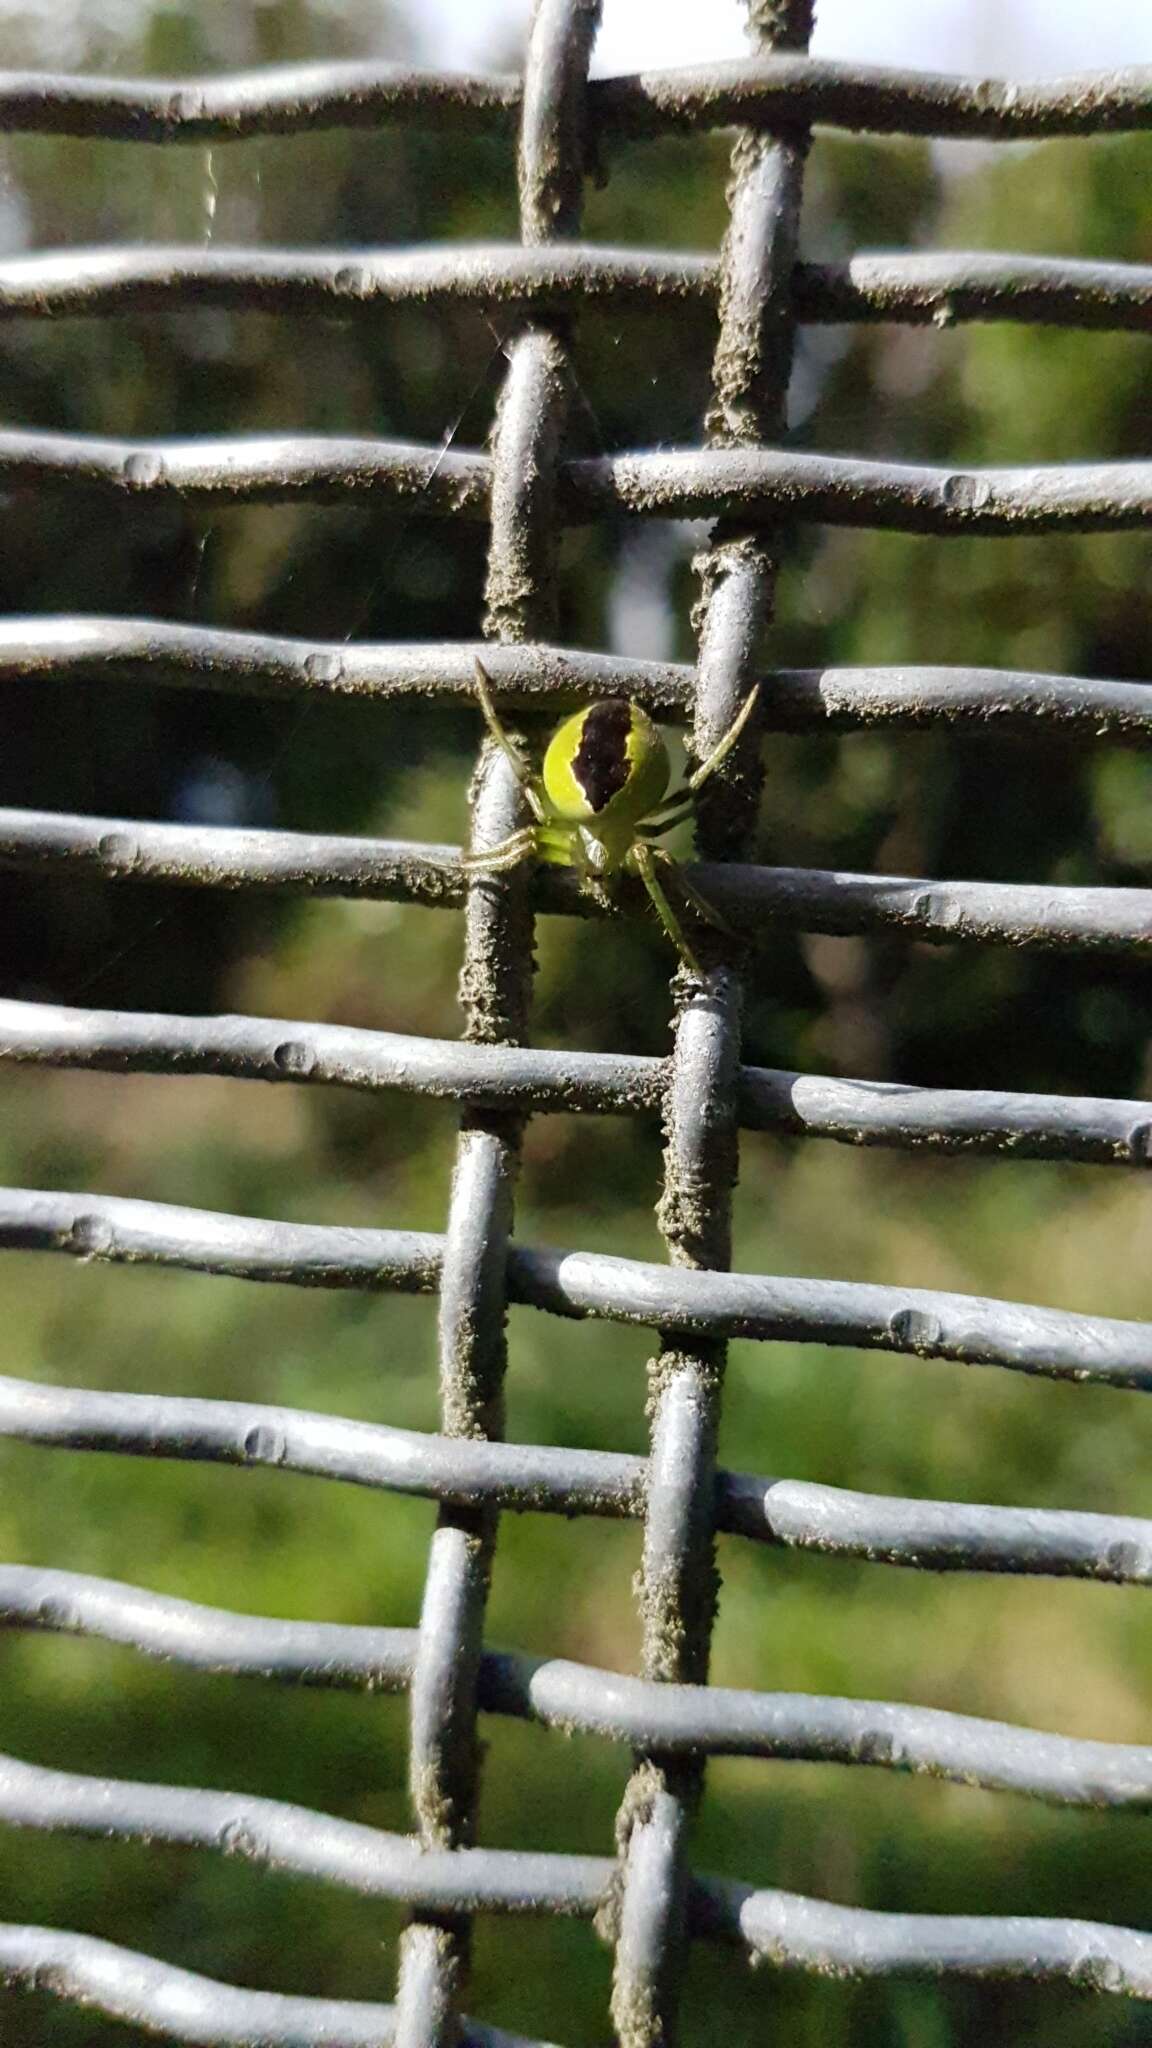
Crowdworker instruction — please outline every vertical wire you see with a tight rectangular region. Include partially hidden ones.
[608,4,815,2044]
[393,4,602,2042]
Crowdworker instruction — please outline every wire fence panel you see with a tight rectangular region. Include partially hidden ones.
[0,3,1150,2044]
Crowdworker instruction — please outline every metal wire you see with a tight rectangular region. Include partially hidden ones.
[4,1642,1152,1808]
[395,7,599,2040]
[5,817,1149,949]
[11,1741,1152,2005]
[6,993,1152,1161]
[4,246,1152,330]
[7,1607,1152,1817]
[3,1199,1152,1382]
[610,2,815,2036]
[0,10,1151,2048]
[4,1906,1152,2027]
[9,425,1152,532]
[4,623,1152,745]
[2,55,1152,143]
[0,1928,552,2048]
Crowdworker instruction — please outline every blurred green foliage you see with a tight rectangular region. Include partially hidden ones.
[1,3,1151,2044]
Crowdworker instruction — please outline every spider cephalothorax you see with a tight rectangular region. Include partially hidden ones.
[460,662,758,973]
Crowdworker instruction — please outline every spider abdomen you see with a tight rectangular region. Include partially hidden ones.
[542,698,670,829]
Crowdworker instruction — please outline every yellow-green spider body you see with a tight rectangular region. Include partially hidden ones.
[462,661,759,975]
[541,700,671,871]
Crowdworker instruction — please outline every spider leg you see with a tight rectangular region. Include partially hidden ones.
[686,684,761,793]
[461,823,581,876]
[459,825,538,872]
[637,802,694,841]
[648,844,740,940]
[643,784,691,817]
[461,849,536,876]
[473,658,548,824]
[629,840,704,977]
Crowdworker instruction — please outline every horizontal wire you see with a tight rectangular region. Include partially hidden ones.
[590,57,1152,142]
[0,243,712,318]
[0,622,694,712]
[0,1001,663,1117]
[479,1657,1152,1806]
[511,1242,1152,1384]
[5,620,1152,749]
[4,1905,1152,2032]
[0,1923,549,2048]
[0,1563,420,1688]
[0,1188,1150,1384]
[0,807,466,907]
[797,250,1152,330]
[1,245,1151,333]
[765,663,1152,742]
[739,1067,1152,1164]
[0,63,521,141]
[0,427,492,510]
[1,993,1149,1166]
[689,862,1152,955]
[1,56,1151,144]
[1,815,1148,953]
[574,446,1152,535]
[717,1476,1152,1581]
[11,426,1152,538]
[4,1382,1152,1584]
[715,1889,1152,1995]
[0,1373,647,1517]
[2,1644,1152,1811]
[0,1746,609,1914]
[594,57,1152,142]
[0,1186,444,1292]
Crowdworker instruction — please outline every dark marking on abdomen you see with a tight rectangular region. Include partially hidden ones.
[572,700,631,813]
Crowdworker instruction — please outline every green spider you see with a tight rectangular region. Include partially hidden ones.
[461,659,759,974]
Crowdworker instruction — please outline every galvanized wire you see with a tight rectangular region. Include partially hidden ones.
[5,992,1152,1161]
[10,1742,1152,2007]
[394,6,599,2040]
[5,1906,1152,2029]
[6,816,1149,949]
[0,1928,552,2048]
[0,14,1151,2048]
[4,623,1152,745]
[2,55,1152,143]
[10,425,1152,532]
[4,1406,1152,1575]
[4,245,1152,330]
[3,1194,1152,1384]
[4,1387,1152,1584]
[610,0,815,2035]
[7,1594,1152,1807]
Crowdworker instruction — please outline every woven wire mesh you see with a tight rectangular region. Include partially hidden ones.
[0,5,1151,2044]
